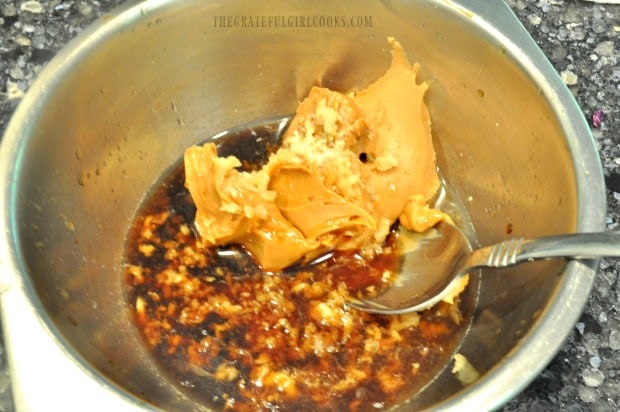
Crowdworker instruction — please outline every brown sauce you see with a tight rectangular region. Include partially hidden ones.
[123,122,469,411]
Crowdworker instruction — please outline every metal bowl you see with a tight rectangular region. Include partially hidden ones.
[0,0,606,410]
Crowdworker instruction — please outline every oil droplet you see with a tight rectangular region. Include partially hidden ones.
[477,89,485,98]
[65,220,76,232]
[57,288,70,299]
[77,172,87,186]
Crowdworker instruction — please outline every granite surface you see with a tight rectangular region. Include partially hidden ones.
[0,0,619,411]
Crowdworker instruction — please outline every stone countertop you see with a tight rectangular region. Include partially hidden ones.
[0,0,618,411]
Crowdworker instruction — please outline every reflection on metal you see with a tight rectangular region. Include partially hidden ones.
[0,0,605,411]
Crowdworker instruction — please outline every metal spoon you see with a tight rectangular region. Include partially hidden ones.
[347,221,620,315]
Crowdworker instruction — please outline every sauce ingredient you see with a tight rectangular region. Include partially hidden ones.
[184,38,446,271]
[125,38,472,411]
[124,151,468,411]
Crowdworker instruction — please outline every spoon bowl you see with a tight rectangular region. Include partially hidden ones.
[348,222,620,314]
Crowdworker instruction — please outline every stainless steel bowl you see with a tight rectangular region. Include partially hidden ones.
[0,0,606,410]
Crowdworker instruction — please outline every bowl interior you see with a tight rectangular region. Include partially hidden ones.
[3,0,599,410]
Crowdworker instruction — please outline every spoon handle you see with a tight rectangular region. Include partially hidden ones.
[479,231,620,268]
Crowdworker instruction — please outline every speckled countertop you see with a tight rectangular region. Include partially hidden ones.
[0,0,619,411]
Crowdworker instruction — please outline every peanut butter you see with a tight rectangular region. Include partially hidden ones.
[184,38,446,271]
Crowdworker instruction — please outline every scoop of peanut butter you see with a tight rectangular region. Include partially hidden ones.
[184,38,446,271]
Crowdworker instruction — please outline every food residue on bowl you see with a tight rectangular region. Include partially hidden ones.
[124,38,472,411]
[452,353,480,386]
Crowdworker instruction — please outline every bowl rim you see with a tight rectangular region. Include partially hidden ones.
[431,1,606,410]
[0,0,607,411]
